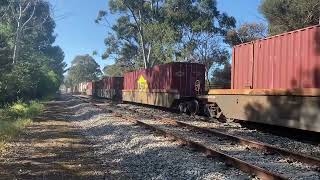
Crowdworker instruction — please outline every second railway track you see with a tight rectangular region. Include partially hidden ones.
[76,95,320,180]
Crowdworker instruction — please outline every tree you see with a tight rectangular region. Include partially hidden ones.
[260,0,320,35]
[0,0,66,104]
[224,22,267,46]
[66,55,102,89]
[211,62,231,88]
[97,0,235,70]
[3,0,40,64]
[186,33,229,83]
[103,64,127,77]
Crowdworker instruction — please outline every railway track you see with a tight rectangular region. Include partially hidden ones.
[75,95,320,180]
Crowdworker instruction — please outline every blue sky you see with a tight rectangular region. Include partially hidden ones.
[51,0,265,69]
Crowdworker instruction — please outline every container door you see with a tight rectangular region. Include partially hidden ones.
[248,43,254,89]
[232,43,254,89]
[189,64,204,96]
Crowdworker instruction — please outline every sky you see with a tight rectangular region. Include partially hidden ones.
[51,0,265,70]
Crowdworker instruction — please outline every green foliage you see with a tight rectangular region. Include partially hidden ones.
[0,101,43,124]
[224,23,267,46]
[0,0,66,105]
[103,63,134,77]
[260,0,320,35]
[97,0,235,72]
[65,54,102,88]
[0,100,44,121]
[211,63,231,86]
[2,101,43,120]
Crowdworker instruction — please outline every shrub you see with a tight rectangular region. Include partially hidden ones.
[25,101,44,118]
[1,101,44,120]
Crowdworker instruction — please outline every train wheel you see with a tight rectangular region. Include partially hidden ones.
[178,102,187,113]
[187,100,199,115]
[203,104,215,117]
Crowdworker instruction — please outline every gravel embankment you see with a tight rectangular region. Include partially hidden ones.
[141,120,320,180]
[110,102,320,159]
[65,96,253,179]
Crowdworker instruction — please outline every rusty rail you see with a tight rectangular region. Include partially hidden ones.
[136,120,287,180]
[176,121,320,167]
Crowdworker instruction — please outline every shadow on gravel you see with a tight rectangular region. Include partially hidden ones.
[78,119,246,179]
[0,98,105,180]
[1,95,247,179]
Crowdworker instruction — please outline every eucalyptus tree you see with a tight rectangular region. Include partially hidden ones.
[66,55,102,89]
[97,0,236,73]
[260,0,320,35]
[1,0,39,64]
[224,22,267,46]
[0,0,66,104]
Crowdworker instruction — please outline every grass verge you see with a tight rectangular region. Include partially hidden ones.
[0,101,44,154]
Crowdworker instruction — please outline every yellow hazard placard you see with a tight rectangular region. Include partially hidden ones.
[137,75,148,91]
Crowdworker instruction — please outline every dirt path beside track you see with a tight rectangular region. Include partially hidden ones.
[0,98,105,180]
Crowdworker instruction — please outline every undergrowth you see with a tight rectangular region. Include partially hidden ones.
[0,101,44,153]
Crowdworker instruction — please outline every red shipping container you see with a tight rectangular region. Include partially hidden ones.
[95,77,124,99]
[123,62,205,97]
[232,25,320,89]
[102,77,124,90]
[86,82,94,96]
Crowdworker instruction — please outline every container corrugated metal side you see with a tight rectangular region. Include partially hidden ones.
[232,25,320,89]
[94,80,103,96]
[171,63,206,96]
[123,63,172,91]
[86,82,94,96]
[123,62,205,97]
[96,77,124,99]
[102,77,124,90]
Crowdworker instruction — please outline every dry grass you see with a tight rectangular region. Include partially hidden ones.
[0,101,43,153]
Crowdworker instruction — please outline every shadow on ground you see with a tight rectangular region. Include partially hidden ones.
[0,99,105,180]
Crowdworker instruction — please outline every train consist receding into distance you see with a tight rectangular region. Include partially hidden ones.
[73,25,320,133]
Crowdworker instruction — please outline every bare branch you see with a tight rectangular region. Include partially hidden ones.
[21,1,36,28]
[22,1,31,13]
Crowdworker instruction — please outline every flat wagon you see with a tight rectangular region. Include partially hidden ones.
[204,25,320,132]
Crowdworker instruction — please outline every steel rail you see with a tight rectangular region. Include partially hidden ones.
[74,95,316,179]
[175,121,320,167]
[136,120,287,180]
[76,95,320,166]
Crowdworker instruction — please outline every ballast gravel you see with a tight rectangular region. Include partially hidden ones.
[140,120,320,180]
[113,102,320,159]
[65,96,253,180]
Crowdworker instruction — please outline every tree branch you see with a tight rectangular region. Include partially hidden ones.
[22,1,31,13]
[22,2,36,29]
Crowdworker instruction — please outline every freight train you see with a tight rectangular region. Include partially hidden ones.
[75,25,320,133]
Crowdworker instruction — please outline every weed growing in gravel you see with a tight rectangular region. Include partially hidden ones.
[0,101,44,153]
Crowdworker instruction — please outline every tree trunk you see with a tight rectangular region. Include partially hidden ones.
[139,33,148,68]
[12,30,20,64]
[12,3,23,65]
[137,10,148,68]
[12,1,37,65]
